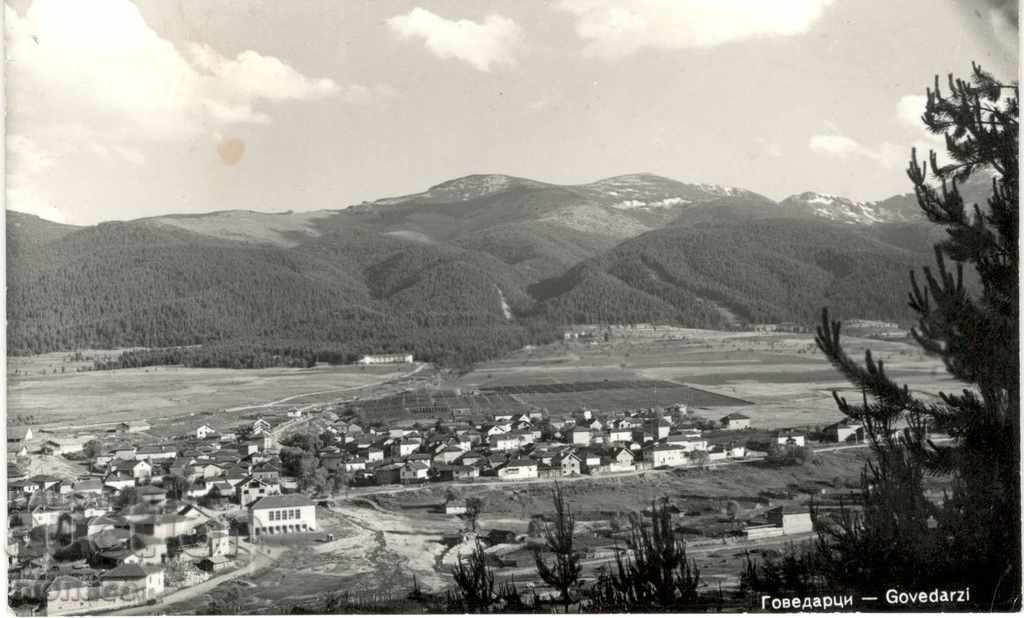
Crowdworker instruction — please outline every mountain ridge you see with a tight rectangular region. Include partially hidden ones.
[8,169,981,367]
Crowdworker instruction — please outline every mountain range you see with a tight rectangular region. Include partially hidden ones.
[7,172,988,367]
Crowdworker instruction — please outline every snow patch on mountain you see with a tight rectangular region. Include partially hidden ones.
[609,197,692,210]
[780,191,921,225]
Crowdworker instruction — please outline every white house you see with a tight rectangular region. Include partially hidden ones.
[136,444,178,461]
[776,431,806,447]
[721,413,751,430]
[400,461,431,484]
[607,428,633,443]
[607,448,635,472]
[250,495,318,536]
[195,425,217,440]
[644,444,688,468]
[826,418,864,443]
[570,427,592,446]
[665,435,709,452]
[498,460,538,481]
[358,353,414,365]
[236,477,281,508]
[489,433,519,452]
[767,507,813,535]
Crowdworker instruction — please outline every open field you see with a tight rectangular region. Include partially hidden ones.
[7,326,961,437]
[448,326,961,429]
[348,379,749,422]
[6,358,412,430]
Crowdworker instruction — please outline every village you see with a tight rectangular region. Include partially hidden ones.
[5,361,885,617]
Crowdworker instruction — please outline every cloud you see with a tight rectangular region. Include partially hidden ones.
[897,95,927,129]
[185,44,340,103]
[387,8,523,71]
[557,0,835,58]
[5,0,390,221]
[808,130,903,169]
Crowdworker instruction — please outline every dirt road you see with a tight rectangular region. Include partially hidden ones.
[226,362,427,413]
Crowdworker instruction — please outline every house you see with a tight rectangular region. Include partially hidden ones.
[195,424,217,440]
[644,444,688,468]
[136,444,178,461]
[206,520,234,557]
[570,426,592,446]
[775,431,806,447]
[251,418,272,435]
[721,413,751,430]
[445,502,468,515]
[136,485,168,506]
[434,446,466,465]
[28,474,62,491]
[648,419,672,440]
[113,445,138,460]
[665,435,709,452]
[249,494,318,536]
[400,461,430,484]
[237,477,281,507]
[440,464,480,482]
[104,472,136,492]
[8,426,34,451]
[365,445,385,462]
[769,507,813,534]
[134,513,198,541]
[73,479,105,495]
[357,353,414,365]
[373,463,404,485]
[825,418,864,443]
[607,428,633,443]
[100,563,164,601]
[727,443,747,459]
[113,459,152,481]
[608,448,635,472]
[552,452,582,477]
[392,438,421,458]
[489,433,519,452]
[497,459,538,481]
[40,437,87,456]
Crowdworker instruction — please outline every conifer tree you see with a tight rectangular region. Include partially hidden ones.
[534,483,582,612]
[815,63,1019,609]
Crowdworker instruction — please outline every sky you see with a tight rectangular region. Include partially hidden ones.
[4,0,1019,225]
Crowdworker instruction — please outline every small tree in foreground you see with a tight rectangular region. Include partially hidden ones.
[534,483,581,612]
[447,540,496,613]
[585,498,701,611]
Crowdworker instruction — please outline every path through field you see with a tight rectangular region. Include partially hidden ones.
[225,362,427,412]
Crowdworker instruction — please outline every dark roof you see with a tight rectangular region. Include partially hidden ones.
[102,563,148,579]
[9,426,33,440]
[74,479,104,491]
[250,494,316,509]
[722,413,750,420]
[136,485,167,495]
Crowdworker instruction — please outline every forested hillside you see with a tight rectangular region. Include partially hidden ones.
[7,172,948,368]
[532,219,934,326]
